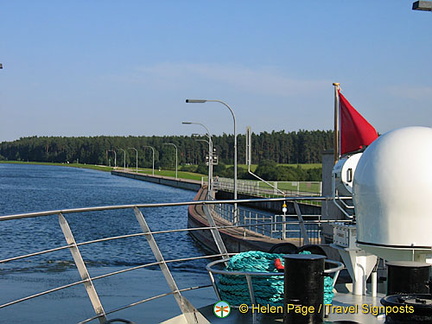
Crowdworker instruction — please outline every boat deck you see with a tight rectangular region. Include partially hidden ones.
[163,284,386,324]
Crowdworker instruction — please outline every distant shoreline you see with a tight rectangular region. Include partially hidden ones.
[0,160,115,172]
[0,160,207,181]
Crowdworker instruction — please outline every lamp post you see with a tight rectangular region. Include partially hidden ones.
[107,150,117,168]
[119,148,127,170]
[195,138,214,198]
[163,143,178,179]
[143,146,156,176]
[186,99,238,224]
[128,147,138,173]
[182,121,214,199]
[412,1,432,10]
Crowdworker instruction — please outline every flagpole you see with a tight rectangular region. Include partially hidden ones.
[333,82,341,164]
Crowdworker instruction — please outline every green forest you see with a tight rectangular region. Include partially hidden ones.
[0,130,333,181]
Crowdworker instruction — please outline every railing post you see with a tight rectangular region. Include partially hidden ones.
[203,205,230,259]
[294,202,310,246]
[282,213,287,240]
[134,207,209,324]
[58,213,107,324]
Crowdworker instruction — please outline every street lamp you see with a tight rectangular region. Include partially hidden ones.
[143,146,156,176]
[186,99,238,224]
[182,121,214,199]
[163,143,178,179]
[412,1,432,10]
[107,150,117,168]
[128,147,138,173]
[119,148,127,170]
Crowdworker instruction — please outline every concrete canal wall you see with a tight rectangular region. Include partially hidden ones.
[215,190,321,215]
[111,170,321,216]
[187,187,290,253]
[111,170,202,191]
[111,169,326,252]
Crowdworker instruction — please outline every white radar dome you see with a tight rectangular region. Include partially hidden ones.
[353,126,432,258]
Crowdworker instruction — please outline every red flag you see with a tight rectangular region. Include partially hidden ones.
[338,89,378,155]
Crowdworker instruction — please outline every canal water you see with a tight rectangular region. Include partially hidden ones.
[0,163,215,323]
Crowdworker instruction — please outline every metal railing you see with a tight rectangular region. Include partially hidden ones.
[213,202,323,240]
[0,196,338,323]
[0,204,224,323]
[213,177,322,197]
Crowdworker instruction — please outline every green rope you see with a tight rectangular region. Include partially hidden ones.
[216,251,335,307]
[217,251,285,306]
[324,276,334,305]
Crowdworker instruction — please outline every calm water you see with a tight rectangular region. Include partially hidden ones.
[0,163,196,214]
[0,163,214,323]
[0,163,202,266]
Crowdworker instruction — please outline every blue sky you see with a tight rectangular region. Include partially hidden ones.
[0,0,431,142]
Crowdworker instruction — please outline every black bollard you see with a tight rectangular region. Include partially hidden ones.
[381,261,432,323]
[284,254,326,324]
[387,261,430,295]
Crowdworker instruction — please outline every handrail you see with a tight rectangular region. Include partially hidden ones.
[212,200,353,240]
[0,196,332,221]
[206,258,344,277]
[0,200,232,323]
[0,218,349,266]
[214,177,323,197]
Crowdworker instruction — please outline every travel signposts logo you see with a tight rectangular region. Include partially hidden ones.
[213,301,231,318]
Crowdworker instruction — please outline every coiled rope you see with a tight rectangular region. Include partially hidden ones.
[216,251,334,306]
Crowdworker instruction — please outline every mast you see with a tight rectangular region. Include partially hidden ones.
[333,82,341,164]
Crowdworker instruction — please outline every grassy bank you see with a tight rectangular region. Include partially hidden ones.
[0,161,321,185]
[0,160,116,172]
[0,160,207,181]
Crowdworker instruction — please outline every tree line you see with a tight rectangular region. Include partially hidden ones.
[0,130,333,180]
